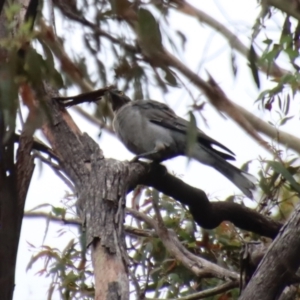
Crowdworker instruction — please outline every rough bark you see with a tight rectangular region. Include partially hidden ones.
[278,286,298,300]
[41,83,130,299]
[239,201,300,300]
[78,158,129,300]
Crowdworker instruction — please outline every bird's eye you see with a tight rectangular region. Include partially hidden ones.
[118,91,124,95]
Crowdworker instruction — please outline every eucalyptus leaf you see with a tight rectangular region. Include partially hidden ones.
[267,161,300,193]
[137,8,163,55]
[248,44,260,89]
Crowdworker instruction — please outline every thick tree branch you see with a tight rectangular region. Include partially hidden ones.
[268,0,300,21]
[233,102,300,154]
[239,201,300,300]
[128,163,281,239]
[278,286,298,300]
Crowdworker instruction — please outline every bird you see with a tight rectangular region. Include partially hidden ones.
[108,90,255,199]
[55,88,256,198]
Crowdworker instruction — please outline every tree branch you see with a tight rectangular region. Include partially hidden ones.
[129,196,239,281]
[171,0,286,78]
[268,0,300,21]
[146,280,238,300]
[128,162,281,239]
[24,211,157,238]
[239,201,300,300]
[233,102,300,154]
[161,50,300,154]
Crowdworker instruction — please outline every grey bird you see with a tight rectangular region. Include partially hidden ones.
[108,90,255,199]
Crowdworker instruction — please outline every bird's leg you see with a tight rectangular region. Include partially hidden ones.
[130,149,160,162]
[130,142,167,162]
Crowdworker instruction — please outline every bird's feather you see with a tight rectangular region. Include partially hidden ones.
[132,100,236,161]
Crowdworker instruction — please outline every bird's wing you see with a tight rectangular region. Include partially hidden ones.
[134,100,235,161]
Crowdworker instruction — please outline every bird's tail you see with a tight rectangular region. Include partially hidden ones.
[192,146,256,199]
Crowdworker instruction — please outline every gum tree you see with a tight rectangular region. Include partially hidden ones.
[1,0,300,299]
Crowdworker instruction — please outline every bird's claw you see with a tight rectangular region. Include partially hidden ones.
[130,156,140,163]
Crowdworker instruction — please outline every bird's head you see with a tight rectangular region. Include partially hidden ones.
[107,89,131,112]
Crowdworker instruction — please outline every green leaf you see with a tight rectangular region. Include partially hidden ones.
[96,59,107,86]
[248,44,260,89]
[264,44,281,61]
[164,68,178,86]
[284,94,290,115]
[24,48,44,83]
[137,8,162,55]
[285,48,299,60]
[263,38,273,45]
[230,50,237,77]
[176,30,186,50]
[24,46,63,88]
[52,206,66,217]
[4,3,22,22]
[267,161,300,193]
[279,73,295,84]
[169,273,180,284]
[279,115,294,126]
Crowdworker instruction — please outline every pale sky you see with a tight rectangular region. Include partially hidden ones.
[13,1,297,299]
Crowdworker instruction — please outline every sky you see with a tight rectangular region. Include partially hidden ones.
[13,1,298,299]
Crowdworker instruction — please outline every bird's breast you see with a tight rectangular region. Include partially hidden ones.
[113,105,175,158]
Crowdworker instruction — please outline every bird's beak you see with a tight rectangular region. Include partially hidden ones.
[106,90,130,111]
[107,90,119,101]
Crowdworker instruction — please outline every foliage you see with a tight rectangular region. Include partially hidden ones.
[2,0,300,299]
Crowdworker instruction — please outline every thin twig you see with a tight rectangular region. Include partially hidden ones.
[171,0,286,78]
[73,106,114,134]
[145,280,238,300]
[34,152,75,192]
[24,211,157,238]
[128,196,239,280]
